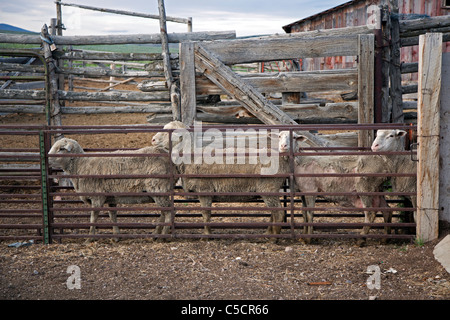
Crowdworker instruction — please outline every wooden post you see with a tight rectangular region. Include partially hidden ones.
[417,33,442,243]
[187,17,193,32]
[40,24,62,134]
[55,0,63,36]
[158,0,180,121]
[380,5,391,123]
[179,42,196,125]
[357,34,375,148]
[389,0,404,123]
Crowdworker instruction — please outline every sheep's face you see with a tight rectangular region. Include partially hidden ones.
[371,129,407,152]
[277,131,307,153]
[152,121,190,150]
[152,132,169,150]
[48,138,83,168]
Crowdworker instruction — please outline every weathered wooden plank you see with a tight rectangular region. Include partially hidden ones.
[158,0,179,122]
[399,15,450,34]
[357,34,375,148]
[58,1,190,24]
[193,44,330,147]
[60,51,179,61]
[380,5,391,123]
[200,34,359,65]
[0,89,46,100]
[0,62,44,73]
[56,66,164,78]
[179,42,197,126]
[417,33,442,243]
[390,11,404,123]
[0,31,236,45]
[57,90,170,101]
[194,69,357,95]
[400,33,450,47]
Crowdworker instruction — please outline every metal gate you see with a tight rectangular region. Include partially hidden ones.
[0,123,417,244]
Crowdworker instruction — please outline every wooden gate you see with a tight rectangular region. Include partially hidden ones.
[179,26,376,148]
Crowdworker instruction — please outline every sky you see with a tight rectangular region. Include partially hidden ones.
[0,0,346,37]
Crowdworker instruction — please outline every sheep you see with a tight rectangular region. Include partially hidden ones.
[277,130,391,245]
[48,138,173,241]
[371,129,417,222]
[153,121,290,236]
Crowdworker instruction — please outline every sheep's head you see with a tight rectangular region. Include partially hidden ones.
[371,129,407,152]
[48,138,84,168]
[152,121,190,150]
[276,131,307,153]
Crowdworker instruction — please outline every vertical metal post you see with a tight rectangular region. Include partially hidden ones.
[39,130,51,244]
[169,130,175,237]
[288,128,296,239]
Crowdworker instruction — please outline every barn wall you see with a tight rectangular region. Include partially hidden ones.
[284,0,449,74]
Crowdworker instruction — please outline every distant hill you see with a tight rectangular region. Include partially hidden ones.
[0,23,36,34]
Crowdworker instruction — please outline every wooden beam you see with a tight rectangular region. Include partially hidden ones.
[195,69,358,95]
[158,0,180,121]
[179,42,197,125]
[58,1,191,25]
[417,33,442,243]
[200,34,359,65]
[357,34,375,148]
[0,31,236,45]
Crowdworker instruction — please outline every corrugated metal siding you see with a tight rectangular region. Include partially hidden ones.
[285,0,449,76]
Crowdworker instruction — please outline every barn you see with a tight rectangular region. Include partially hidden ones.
[282,0,450,75]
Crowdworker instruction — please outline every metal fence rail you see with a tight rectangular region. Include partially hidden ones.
[0,123,417,244]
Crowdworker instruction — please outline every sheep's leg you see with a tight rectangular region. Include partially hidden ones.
[262,196,283,235]
[107,203,120,240]
[153,196,172,235]
[358,195,376,246]
[87,208,100,244]
[198,196,212,235]
[410,195,417,223]
[379,196,391,242]
[301,195,315,243]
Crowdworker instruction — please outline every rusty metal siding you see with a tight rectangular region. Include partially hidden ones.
[284,0,449,73]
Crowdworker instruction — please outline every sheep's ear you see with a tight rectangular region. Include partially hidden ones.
[396,130,407,137]
[61,141,73,152]
[294,134,307,142]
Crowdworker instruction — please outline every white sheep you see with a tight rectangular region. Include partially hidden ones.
[153,121,290,236]
[278,131,391,245]
[371,129,417,222]
[48,138,173,241]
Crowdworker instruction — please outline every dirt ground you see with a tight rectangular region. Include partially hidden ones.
[1,111,449,301]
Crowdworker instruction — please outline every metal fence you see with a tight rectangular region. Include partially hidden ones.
[0,123,417,244]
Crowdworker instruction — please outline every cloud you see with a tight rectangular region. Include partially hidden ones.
[0,0,346,36]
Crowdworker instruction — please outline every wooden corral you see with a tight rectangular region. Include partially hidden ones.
[0,2,448,243]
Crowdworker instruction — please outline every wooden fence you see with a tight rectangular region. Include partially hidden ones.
[1,11,448,134]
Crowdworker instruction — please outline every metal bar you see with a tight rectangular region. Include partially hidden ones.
[39,130,50,244]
